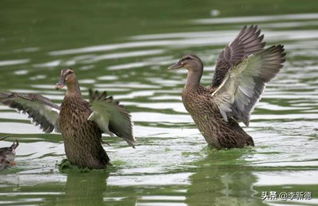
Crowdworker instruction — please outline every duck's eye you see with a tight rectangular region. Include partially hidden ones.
[182,57,192,61]
[65,70,74,76]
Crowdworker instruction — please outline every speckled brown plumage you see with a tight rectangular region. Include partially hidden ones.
[169,25,285,149]
[0,68,135,169]
[55,68,134,169]
[182,86,254,148]
[59,95,109,169]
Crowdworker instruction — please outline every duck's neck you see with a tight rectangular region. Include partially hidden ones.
[66,80,81,97]
[185,69,203,90]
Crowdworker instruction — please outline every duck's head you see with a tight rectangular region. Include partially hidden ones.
[168,54,203,72]
[56,69,77,89]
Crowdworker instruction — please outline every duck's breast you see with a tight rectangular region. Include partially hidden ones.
[182,87,214,114]
[59,96,92,136]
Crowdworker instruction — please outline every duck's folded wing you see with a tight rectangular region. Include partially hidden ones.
[211,45,286,126]
[212,25,265,87]
[88,89,135,147]
[0,92,60,133]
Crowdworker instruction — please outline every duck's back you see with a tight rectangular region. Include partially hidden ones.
[59,95,109,168]
[182,86,254,148]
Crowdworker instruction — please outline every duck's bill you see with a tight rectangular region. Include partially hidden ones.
[55,84,64,90]
[55,79,65,90]
[168,62,183,70]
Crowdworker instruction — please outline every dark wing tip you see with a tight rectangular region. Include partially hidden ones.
[267,44,285,54]
[258,44,286,82]
[277,44,286,62]
[249,24,257,32]
[88,89,93,100]
[101,91,107,100]
[126,138,136,148]
[272,44,286,63]
[89,89,111,102]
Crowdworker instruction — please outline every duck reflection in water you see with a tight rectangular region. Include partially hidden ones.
[186,149,262,206]
[61,171,109,206]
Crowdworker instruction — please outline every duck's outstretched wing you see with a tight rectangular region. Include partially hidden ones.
[88,89,135,148]
[211,45,286,126]
[0,92,60,133]
[212,25,265,87]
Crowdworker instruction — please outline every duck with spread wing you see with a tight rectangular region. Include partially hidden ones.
[169,25,286,148]
[0,69,135,169]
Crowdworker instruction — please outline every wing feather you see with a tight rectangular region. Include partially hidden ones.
[88,89,135,147]
[212,45,286,126]
[212,25,265,87]
[0,92,60,133]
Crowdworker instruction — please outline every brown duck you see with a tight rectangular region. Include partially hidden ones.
[0,69,135,169]
[0,136,19,170]
[169,25,285,149]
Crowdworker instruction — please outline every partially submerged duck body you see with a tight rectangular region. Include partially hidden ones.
[169,26,286,149]
[0,137,19,170]
[0,69,135,169]
[182,86,254,148]
[59,92,109,168]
